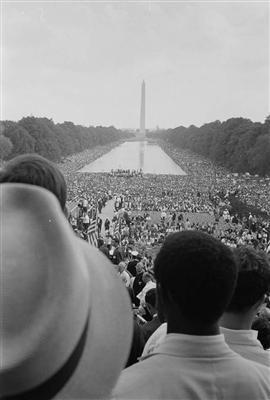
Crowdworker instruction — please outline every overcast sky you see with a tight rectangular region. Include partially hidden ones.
[1,1,269,129]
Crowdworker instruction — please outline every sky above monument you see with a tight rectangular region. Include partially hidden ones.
[2,1,269,129]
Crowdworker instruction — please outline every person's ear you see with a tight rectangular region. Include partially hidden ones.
[157,283,167,323]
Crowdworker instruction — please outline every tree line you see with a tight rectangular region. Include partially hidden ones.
[0,117,132,162]
[148,117,270,176]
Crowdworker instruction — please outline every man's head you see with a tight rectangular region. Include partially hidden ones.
[118,262,126,274]
[225,246,270,314]
[154,231,237,327]
[98,238,104,247]
[0,154,67,210]
[142,272,153,284]
[136,262,144,275]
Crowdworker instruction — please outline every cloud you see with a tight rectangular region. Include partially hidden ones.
[2,2,269,128]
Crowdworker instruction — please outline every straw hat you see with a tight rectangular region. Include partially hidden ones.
[0,183,133,399]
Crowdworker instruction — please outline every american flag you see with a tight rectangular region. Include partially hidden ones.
[87,210,98,247]
[113,216,122,241]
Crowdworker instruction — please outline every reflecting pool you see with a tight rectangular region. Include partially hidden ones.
[79,141,186,175]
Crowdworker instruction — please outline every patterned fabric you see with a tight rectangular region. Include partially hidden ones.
[87,209,98,247]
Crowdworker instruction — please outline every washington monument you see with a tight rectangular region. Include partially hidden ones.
[140,80,145,135]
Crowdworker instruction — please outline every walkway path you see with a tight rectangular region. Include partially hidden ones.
[99,199,115,236]
[68,198,115,236]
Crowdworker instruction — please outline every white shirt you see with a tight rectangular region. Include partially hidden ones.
[136,281,156,307]
[113,333,270,400]
[129,276,135,290]
[221,327,270,367]
[141,322,167,358]
[120,270,131,288]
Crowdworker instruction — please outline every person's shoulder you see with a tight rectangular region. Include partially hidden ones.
[241,345,270,368]
[234,354,270,383]
[123,270,130,279]
[141,323,167,358]
[240,359,270,397]
[142,316,161,335]
[113,356,160,399]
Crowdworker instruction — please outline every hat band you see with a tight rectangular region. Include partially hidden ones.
[2,315,89,400]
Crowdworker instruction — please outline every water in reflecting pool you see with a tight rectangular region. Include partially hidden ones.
[79,141,186,175]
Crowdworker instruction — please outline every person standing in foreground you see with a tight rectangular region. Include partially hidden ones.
[220,245,270,366]
[113,231,270,400]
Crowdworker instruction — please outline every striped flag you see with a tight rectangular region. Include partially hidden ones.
[113,216,122,241]
[87,210,98,247]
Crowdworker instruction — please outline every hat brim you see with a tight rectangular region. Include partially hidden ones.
[57,241,133,399]
[1,183,133,399]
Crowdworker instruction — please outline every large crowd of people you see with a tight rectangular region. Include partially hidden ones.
[1,145,270,399]
[160,141,270,215]
[56,140,270,256]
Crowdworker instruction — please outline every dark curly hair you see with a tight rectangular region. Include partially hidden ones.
[226,246,270,312]
[0,154,67,210]
[154,231,237,324]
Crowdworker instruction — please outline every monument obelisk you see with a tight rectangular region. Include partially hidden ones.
[139,80,145,172]
[140,80,145,136]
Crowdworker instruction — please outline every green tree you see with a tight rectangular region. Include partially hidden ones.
[248,134,270,175]
[159,117,269,176]
[3,121,35,158]
[19,117,61,161]
[0,135,13,160]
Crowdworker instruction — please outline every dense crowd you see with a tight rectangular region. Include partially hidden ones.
[160,141,270,214]
[59,141,270,256]
[1,150,270,400]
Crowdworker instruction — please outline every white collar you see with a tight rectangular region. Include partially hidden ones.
[146,333,237,359]
[220,327,260,344]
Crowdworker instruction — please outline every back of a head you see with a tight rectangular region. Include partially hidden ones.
[0,153,67,210]
[118,261,126,272]
[143,271,153,282]
[154,231,237,324]
[98,238,104,247]
[226,246,270,313]
[145,288,157,309]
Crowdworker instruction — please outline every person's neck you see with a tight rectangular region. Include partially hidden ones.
[167,320,220,336]
[220,312,254,330]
